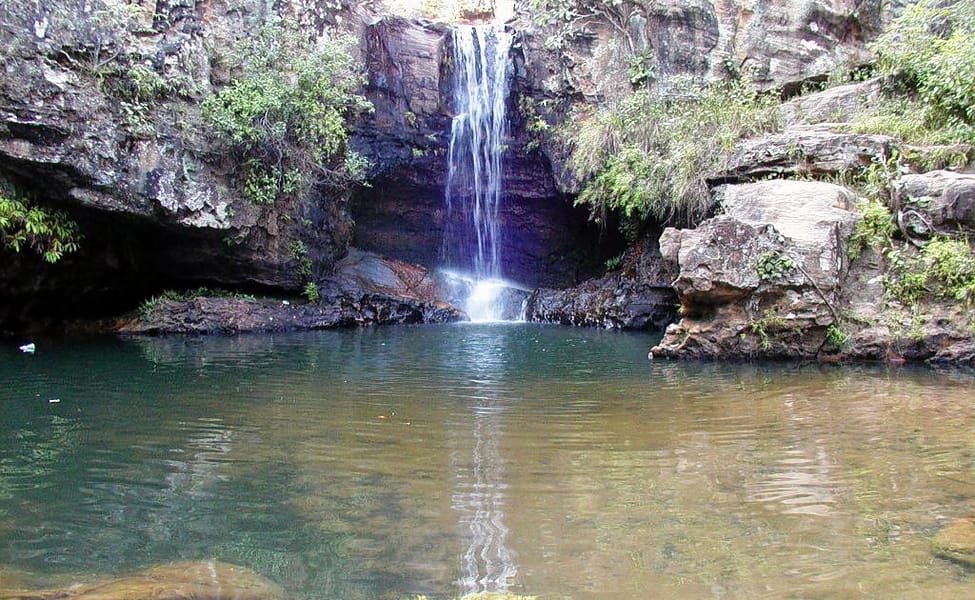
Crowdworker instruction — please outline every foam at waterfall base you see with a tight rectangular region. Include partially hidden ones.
[440,270,530,322]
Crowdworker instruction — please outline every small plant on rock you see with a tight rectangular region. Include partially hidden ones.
[756,251,798,281]
[849,199,895,260]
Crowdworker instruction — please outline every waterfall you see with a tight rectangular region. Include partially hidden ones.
[442,24,515,322]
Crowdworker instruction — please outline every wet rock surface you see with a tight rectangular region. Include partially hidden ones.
[525,239,678,330]
[0,560,283,600]
[932,515,975,568]
[121,250,465,334]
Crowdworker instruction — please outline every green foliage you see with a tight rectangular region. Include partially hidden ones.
[627,49,656,88]
[604,252,624,271]
[866,0,975,144]
[0,181,81,263]
[202,21,373,204]
[824,324,851,350]
[848,199,895,261]
[303,281,321,303]
[290,239,313,278]
[755,251,797,281]
[749,309,788,351]
[885,236,975,305]
[565,78,780,226]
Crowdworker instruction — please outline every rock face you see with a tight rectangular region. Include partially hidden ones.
[123,249,466,334]
[651,180,859,359]
[717,124,895,182]
[899,170,975,236]
[525,238,678,329]
[0,560,282,600]
[0,0,357,331]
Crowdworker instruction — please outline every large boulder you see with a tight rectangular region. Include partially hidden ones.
[899,170,975,236]
[718,125,895,182]
[652,180,860,359]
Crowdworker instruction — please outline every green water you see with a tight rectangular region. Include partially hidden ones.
[1,324,973,599]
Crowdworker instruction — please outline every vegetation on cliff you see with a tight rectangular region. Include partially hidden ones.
[564,79,779,229]
[202,21,373,205]
[0,180,80,263]
[862,0,975,144]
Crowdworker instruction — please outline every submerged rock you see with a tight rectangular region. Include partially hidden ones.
[932,516,975,569]
[0,560,282,600]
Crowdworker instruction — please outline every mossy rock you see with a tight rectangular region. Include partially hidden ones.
[932,515,975,568]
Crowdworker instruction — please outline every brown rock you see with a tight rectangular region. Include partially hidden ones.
[652,180,858,359]
[0,560,283,600]
[932,515,975,568]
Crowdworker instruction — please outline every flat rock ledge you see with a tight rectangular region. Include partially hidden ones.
[119,294,464,335]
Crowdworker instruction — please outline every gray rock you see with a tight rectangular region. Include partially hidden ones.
[899,170,975,235]
[526,239,678,330]
[781,79,884,127]
[719,124,895,182]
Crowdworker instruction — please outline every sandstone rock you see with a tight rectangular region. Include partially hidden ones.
[121,250,466,334]
[718,125,895,182]
[652,180,859,359]
[0,0,357,330]
[932,515,975,568]
[0,560,282,600]
[899,170,975,236]
[781,79,884,127]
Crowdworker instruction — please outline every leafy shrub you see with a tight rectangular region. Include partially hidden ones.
[0,181,81,263]
[865,0,975,144]
[755,251,797,281]
[885,235,975,305]
[564,78,780,227]
[848,199,895,261]
[303,281,321,303]
[202,21,373,204]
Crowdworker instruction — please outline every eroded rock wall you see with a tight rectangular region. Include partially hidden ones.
[0,0,362,330]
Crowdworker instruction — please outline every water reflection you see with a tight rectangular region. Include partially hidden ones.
[448,325,518,594]
[2,329,975,599]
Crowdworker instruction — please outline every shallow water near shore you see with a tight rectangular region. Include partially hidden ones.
[1,324,974,599]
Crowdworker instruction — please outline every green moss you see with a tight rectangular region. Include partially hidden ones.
[848,199,895,261]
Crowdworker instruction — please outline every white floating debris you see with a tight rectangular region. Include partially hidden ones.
[48,398,60,404]
[18,343,36,353]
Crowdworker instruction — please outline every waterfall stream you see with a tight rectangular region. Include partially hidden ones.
[442,25,517,322]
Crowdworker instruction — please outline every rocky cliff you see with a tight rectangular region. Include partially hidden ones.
[0,0,908,340]
[0,0,365,331]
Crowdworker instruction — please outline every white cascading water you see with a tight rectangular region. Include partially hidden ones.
[442,24,514,322]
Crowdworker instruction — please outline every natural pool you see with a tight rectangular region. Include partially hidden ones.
[1,324,973,599]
